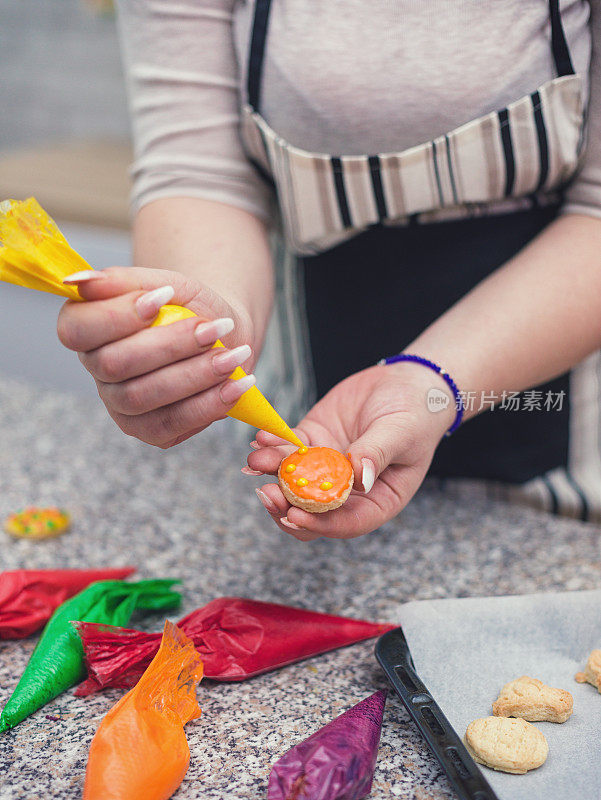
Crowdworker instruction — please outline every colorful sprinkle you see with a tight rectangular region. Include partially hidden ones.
[320,481,333,491]
[295,478,308,487]
[285,464,296,474]
[298,446,308,454]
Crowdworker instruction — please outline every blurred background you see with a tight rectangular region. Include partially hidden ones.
[0,0,131,395]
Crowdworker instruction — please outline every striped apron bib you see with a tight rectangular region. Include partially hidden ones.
[241,0,601,523]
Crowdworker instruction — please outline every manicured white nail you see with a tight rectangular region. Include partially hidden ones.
[249,440,260,450]
[63,270,102,284]
[220,374,256,404]
[213,344,252,375]
[194,317,234,346]
[241,465,264,476]
[135,285,175,320]
[256,488,278,514]
[361,458,376,493]
[280,516,303,531]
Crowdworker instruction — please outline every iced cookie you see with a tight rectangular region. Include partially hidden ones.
[575,649,601,693]
[492,676,573,723]
[464,716,548,774]
[4,507,71,540]
[278,447,354,513]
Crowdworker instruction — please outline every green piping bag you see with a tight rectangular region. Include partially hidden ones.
[0,579,181,732]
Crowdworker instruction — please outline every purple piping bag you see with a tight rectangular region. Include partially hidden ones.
[267,689,387,800]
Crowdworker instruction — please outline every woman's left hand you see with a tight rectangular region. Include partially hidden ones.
[245,362,457,540]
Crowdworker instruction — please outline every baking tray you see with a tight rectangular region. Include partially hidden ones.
[376,628,500,800]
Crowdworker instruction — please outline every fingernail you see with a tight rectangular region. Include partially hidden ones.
[213,344,252,376]
[63,270,103,284]
[280,516,304,531]
[256,488,278,514]
[241,466,264,476]
[249,440,260,450]
[194,317,235,347]
[135,285,175,320]
[220,374,256,404]
[361,458,376,493]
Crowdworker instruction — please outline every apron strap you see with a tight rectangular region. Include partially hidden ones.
[247,1,574,111]
[549,0,575,76]
[247,0,273,112]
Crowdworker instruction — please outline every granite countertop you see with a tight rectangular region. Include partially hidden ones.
[1,376,601,800]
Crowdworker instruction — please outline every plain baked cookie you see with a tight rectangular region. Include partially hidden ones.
[464,716,548,774]
[278,446,354,513]
[492,675,573,723]
[575,649,601,693]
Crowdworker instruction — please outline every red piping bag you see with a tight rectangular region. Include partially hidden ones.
[267,689,387,800]
[75,597,394,695]
[0,568,135,639]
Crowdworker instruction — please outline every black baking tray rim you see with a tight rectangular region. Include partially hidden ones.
[376,627,500,800]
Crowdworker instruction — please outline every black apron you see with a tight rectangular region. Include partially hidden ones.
[301,206,570,484]
[243,0,596,521]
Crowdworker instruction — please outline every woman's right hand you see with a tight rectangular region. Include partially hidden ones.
[57,266,256,448]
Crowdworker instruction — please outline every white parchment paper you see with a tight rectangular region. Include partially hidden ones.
[398,590,601,800]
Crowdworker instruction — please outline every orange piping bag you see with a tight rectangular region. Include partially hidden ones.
[83,620,203,800]
[0,567,135,639]
[74,597,395,694]
[0,197,303,447]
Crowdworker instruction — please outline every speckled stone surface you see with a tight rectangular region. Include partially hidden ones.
[1,375,601,800]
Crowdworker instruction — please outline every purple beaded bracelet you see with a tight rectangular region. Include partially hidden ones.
[377,353,464,436]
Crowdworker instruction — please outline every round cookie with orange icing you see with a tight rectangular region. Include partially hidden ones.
[278,446,354,513]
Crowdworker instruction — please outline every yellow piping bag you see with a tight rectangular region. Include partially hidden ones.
[0,198,303,447]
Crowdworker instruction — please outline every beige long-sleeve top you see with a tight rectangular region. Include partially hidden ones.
[116,0,601,224]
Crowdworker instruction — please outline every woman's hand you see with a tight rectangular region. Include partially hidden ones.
[245,362,456,540]
[57,266,255,448]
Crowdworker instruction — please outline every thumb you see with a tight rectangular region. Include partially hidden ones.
[348,415,410,494]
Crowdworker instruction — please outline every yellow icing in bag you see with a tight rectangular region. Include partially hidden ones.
[152,306,303,446]
[0,198,303,447]
[0,198,87,300]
